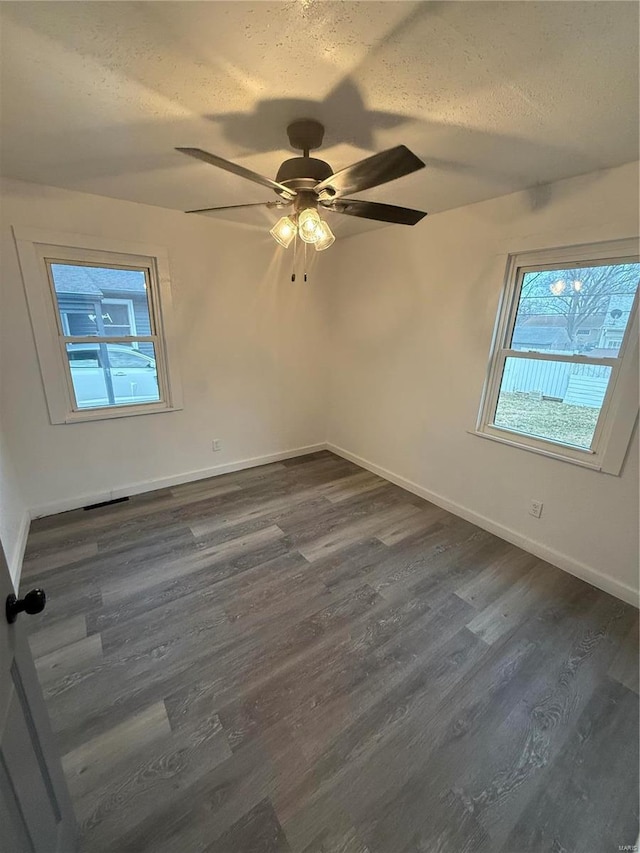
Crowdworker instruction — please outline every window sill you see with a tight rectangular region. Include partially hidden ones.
[59,402,182,424]
[468,427,609,472]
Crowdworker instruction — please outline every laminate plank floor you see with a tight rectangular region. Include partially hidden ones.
[21,451,639,853]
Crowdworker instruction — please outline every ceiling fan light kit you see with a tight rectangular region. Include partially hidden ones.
[314,219,336,252]
[298,207,322,243]
[270,216,297,248]
[177,119,427,267]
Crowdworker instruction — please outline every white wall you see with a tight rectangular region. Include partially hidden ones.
[323,161,639,605]
[2,165,638,605]
[0,178,327,524]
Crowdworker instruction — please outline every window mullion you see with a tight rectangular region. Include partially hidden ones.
[62,335,157,344]
[501,349,616,368]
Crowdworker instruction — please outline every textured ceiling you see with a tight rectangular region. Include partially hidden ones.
[0,1,638,237]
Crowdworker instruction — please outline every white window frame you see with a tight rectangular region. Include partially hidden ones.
[13,227,183,424]
[475,238,639,475]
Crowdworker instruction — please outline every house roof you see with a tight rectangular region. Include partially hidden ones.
[50,264,102,297]
[512,326,568,347]
[81,266,147,295]
[52,264,147,298]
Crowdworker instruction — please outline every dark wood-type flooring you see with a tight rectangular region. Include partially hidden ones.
[20,451,639,853]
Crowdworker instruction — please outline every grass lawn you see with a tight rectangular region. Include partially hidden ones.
[494,391,599,448]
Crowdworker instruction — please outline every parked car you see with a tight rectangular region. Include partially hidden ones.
[67,343,160,408]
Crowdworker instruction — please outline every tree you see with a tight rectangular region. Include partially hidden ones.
[517,263,638,343]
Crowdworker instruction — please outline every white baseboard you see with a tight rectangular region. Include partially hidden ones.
[327,442,639,608]
[8,509,31,591]
[29,443,326,519]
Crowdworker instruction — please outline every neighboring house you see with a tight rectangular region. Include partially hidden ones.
[597,295,635,352]
[51,264,153,357]
[511,324,569,351]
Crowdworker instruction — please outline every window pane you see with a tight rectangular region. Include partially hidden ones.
[102,302,133,335]
[493,357,612,449]
[512,262,639,356]
[49,263,152,337]
[64,310,97,336]
[66,343,161,409]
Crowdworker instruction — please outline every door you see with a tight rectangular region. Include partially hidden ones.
[0,541,77,852]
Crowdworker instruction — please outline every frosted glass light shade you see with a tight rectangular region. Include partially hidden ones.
[298,208,322,243]
[314,220,335,251]
[549,279,566,295]
[270,216,296,248]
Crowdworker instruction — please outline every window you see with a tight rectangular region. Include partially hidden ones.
[476,239,639,474]
[101,298,137,337]
[14,228,182,423]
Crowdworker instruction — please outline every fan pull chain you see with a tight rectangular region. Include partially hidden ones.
[291,234,297,282]
[304,241,308,282]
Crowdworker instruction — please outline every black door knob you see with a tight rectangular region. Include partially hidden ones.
[6,589,46,624]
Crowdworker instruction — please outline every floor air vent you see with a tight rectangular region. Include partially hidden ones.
[83,497,130,511]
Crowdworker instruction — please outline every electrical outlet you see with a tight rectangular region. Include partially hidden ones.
[529,500,543,518]
[212,439,222,452]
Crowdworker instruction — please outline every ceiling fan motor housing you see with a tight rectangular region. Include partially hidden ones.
[275,156,333,197]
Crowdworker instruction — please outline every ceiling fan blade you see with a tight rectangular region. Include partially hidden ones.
[185,201,288,214]
[176,148,296,198]
[315,145,424,198]
[324,198,427,225]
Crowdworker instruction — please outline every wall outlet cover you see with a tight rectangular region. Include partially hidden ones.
[529,500,543,518]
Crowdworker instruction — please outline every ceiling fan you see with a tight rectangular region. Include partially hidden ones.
[176,120,427,253]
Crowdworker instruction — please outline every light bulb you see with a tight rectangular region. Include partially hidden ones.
[314,219,335,251]
[572,279,583,292]
[550,279,566,295]
[270,216,296,248]
[298,208,322,243]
